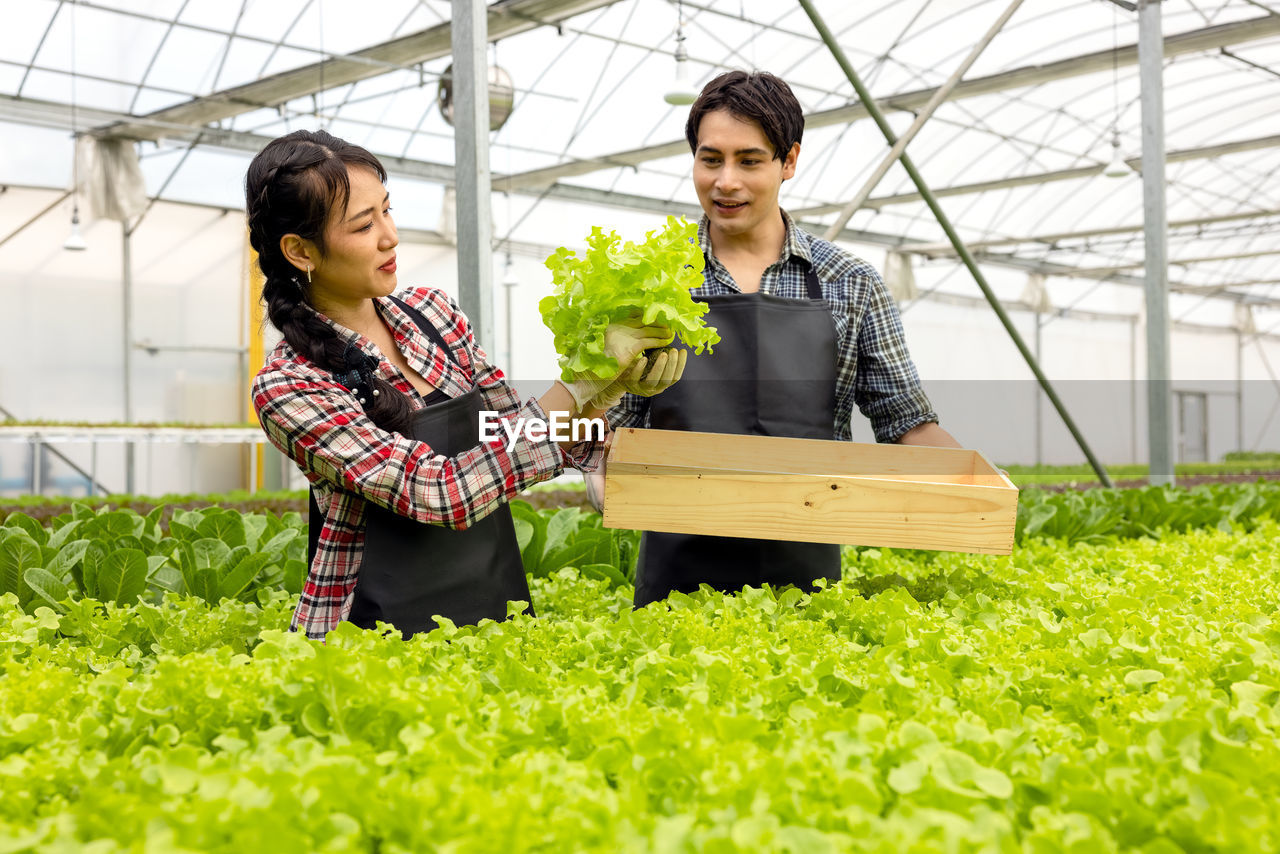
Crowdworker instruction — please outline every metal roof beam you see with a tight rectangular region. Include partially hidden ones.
[93,0,625,142]
[0,94,458,183]
[924,290,1280,340]
[7,94,1278,310]
[906,206,1280,256]
[793,132,1280,215]
[493,13,1280,191]
[822,0,1027,240]
[1176,279,1280,295]
[521,181,1278,305]
[1061,248,1280,278]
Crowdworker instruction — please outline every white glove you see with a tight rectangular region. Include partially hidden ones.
[584,471,606,513]
[619,347,688,398]
[561,321,674,411]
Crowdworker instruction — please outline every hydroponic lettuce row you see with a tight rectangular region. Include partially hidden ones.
[540,216,720,382]
[5,481,1280,615]
[1,523,1278,851]
[0,502,637,614]
[2,485,1279,851]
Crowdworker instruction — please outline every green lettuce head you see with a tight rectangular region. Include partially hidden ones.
[540,216,720,382]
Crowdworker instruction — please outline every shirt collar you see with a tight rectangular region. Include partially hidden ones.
[697,208,813,269]
[779,209,813,266]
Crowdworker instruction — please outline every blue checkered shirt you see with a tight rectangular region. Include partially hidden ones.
[608,212,938,443]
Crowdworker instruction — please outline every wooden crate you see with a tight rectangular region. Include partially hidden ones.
[601,428,1019,555]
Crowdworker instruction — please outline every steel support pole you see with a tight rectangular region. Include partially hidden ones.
[798,0,1114,486]
[824,0,1025,240]
[1139,0,1174,485]
[1249,336,1280,450]
[123,221,136,494]
[1034,314,1043,465]
[1237,328,1244,454]
[1130,316,1139,463]
[451,0,496,353]
[504,280,515,374]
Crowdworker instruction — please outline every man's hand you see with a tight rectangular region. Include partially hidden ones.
[620,347,688,398]
[560,320,674,411]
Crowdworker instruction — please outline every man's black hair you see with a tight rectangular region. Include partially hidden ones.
[685,70,804,161]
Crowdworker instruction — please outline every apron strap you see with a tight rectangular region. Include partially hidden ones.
[307,489,323,571]
[803,262,823,301]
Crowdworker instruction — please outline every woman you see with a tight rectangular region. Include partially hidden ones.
[247,130,683,640]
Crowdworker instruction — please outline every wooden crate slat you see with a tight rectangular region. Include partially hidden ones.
[609,428,983,482]
[602,428,1019,555]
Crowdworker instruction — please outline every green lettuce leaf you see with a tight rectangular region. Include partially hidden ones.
[540,216,720,381]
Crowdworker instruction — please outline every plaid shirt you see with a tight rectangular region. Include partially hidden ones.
[253,286,604,640]
[609,212,938,443]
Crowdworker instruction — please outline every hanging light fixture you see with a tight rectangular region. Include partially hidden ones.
[1103,132,1131,179]
[1103,4,1133,180]
[64,0,87,251]
[64,204,87,251]
[502,255,519,289]
[438,63,515,131]
[663,0,699,106]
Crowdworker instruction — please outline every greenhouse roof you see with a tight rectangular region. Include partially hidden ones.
[3,0,1280,330]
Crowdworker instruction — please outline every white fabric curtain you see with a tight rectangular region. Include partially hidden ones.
[77,136,148,222]
[883,249,918,302]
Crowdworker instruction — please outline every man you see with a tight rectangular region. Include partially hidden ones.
[596,70,960,607]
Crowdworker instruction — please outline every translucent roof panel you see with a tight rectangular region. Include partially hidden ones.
[0,0,1277,318]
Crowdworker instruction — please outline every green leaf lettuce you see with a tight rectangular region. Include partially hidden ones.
[540,216,720,381]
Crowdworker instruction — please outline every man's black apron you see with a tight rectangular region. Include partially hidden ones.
[308,297,530,639]
[634,262,842,607]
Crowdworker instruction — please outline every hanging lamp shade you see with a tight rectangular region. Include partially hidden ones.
[438,63,515,131]
[663,42,698,105]
[1103,136,1133,179]
[63,207,87,252]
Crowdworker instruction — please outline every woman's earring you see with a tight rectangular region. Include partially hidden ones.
[306,266,312,285]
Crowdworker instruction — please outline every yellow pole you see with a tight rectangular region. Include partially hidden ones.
[247,231,266,491]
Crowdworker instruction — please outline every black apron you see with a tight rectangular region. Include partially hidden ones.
[634,262,842,607]
[308,297,530,639]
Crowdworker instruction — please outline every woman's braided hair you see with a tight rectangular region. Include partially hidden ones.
[246,129,412,434]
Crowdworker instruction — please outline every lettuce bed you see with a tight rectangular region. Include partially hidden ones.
[2,519,1278,852]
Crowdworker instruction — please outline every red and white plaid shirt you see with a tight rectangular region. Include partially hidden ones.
[253,286,604,639]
